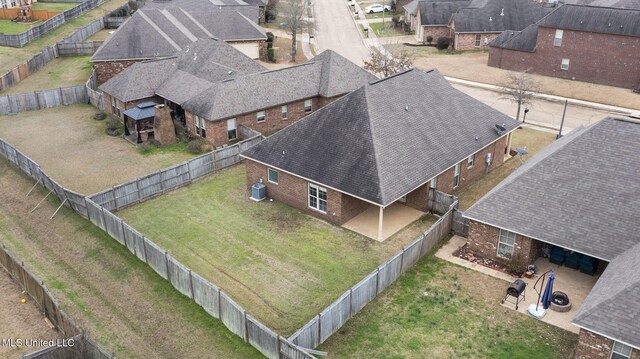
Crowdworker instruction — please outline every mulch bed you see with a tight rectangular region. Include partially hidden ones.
[453,244,522,278]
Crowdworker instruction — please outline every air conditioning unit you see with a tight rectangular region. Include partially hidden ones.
[250,183,266,202]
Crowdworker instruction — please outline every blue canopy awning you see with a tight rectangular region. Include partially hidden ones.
[123,102,159,121]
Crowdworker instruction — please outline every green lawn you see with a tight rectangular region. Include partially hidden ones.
[456,127,557,210]
[1,55,92,94]
[0,0,128,74]
[364,10,401,19]
[368,21,405,37]
[0,19,44,34]
[118,164,436,335]
[30,2,78,12]
[319,248,578,358]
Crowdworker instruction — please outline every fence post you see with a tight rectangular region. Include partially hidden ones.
[188,270,194,301]
[164,250,171,283]
[34,90,41,110]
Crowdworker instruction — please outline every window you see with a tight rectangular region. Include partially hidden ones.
[611,342,632,359]
[1,0,7,9]
[267,168,279,184]
[554,29,563,46]
[281,105,288,119]
[308,183,327,213]
[195,116,206,138]
[467,154,475,168]
[474,34,482,47]
[10,0,15,6]
[227,118,236,140]
[453,163,461,188]
[257,110,266,122]
[304,99,313,113]
[497,229,516,259]
[561,58,570,71]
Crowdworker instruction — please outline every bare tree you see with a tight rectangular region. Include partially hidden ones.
[364,47,413,78]
[499,70,541,122]
[279,0,312,62]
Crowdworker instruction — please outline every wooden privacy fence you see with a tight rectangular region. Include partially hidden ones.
[0,85,88,115]
[453,209,469,237]
[430,189,458,215]
[0,45,58,93]
[86,70,103,109]
[288,203,456,350]
[88,136,264,211]
[0,246,114,358]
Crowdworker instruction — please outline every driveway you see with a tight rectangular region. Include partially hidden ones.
[313,0,371,66]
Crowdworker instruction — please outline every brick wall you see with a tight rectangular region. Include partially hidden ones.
[454,32,501,50]
[575,329,640,359]
[420,26,450,44]
[488,27,640,88]
[405,182,431,212]
[467,220,541,264]
[245,160,368,225]
[93,60,144,84]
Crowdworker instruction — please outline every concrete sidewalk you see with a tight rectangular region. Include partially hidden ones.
[265,28,314,61]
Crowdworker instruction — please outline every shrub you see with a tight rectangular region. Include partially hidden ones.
[267,41,273,49]
[436,36,450,50]
[506,254,528,276]
[391,15,400,25]
[105,119,123,136]
[266,9,277,21]
[187,138,206,154]
[268,48,276,62]
[93,112,107,121]
[426,35,433,44]
[266,32,275,43]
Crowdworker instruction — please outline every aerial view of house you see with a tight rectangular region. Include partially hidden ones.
[0,0,638,358]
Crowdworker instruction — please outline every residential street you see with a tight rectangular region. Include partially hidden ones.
[310,0,629,132]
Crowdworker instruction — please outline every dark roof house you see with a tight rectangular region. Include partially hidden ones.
[404,0,471,42]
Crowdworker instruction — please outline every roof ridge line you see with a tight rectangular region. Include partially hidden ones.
[160,8,198,42]
[138,9,183,52]
[369,68,416,85]
[361,85,386,205]
[178,8,216,38]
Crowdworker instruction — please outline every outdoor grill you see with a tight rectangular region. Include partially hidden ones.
[502,279,527,310]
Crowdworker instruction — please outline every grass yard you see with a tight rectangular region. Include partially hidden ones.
[0,105,195,194]
[85,28,112,41]
[0,158,262,358]
[368,21,404,37]
[456,127,557,210]
[0,270,62,358]
[273,36,307,64]
[118,164,437,334]
[0,0,128,74]
[0,19,44,34]
[1,55,92,94]
[319,249,578,358]
[29,2,78,12]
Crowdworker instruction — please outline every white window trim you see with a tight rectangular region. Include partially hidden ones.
[554,29,563,47]
[453,163,461,188]
[227,118,237,140]
[195,116,206,137]
[281,105,288,119]
[474,34,481,47]
[308,183,327,213]
[497,229,516,259]
[257,111,266,122]
[611,341,632,359]
[304,99,313,113]
[467,154,475,168]
[561,58,570,71]
[267,168,278,184]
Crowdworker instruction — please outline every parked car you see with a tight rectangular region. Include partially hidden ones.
[365,4,391,13]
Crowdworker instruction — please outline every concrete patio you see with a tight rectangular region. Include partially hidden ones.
[436,235,601,333]
[342,202,425,241]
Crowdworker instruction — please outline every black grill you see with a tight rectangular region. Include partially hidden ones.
[502,279,527,310]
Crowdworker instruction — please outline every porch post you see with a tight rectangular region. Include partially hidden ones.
[506,132,513,157]
[378,206,384,241]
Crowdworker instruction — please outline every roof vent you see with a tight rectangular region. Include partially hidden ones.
[405,106,409,111]
[489,16,492,22]
[608,23,611,27]
[500,8,504,16]
[228,70,234,75]
[495,123,506,135]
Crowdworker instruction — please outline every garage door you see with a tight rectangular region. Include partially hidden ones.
[230,42,260,59]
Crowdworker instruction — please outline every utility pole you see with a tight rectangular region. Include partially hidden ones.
[557,100,568,139]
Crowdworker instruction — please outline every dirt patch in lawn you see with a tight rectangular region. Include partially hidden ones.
[1,56,92,95]
[386,46,640,109]
[272,36,307,64]
[0,158,262,358]
[0,105,194,194]
[0,271,61,358]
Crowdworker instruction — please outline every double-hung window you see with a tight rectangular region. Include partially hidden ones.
[10,0,15,7]
[453,163,461,188]
[554,29,563,46]
[1,0,7,9]
[281,105,288,119]
[497,229,516,259]
[304,99,313,113]
[257,110,266,122]
[195,116,206,138]
[227,118,236,140]
[611,341,632,359]
[267,168,278,184]
[475,34,482,47]
[308,183,327,213]
[561,58,570,71]
[467,154,475,168]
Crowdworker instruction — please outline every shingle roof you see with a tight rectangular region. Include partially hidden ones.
[489,24,539,51]
[562,0,640,9]
[241,69,520,206]
[92,6,266,62]
[465,117,640,261]
[537,4,640,37]
[573,241,640,349]
[420,0,471,25]
[144,0,260,20]
[182,50,377,121]
[122,101,160,121]
[99,38,265,103]
[452,0,552,32]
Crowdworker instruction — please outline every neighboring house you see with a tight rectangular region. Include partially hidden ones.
[488,5,640,89]
[1,0,33,9]
[242,0,268,23]
[100,45,375,148]
[91,3,266,83]
[463,117,640,359]
[449,0,552,50]
[404,0,470,43]
[240,69,519,240]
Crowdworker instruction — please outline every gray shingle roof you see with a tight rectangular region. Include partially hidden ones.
[182,50,377,121]
[573,241,640,349]
[537,4,640,37]
[92,6,265,62]
[122,101,160,121]
[562,0,640,9]
[99,38,265,103]
[452,0,552,32]
[465,117,640,261]
[144,0,260,20]
[241,69,520,206]
[420,0,471,25]
[489,24,539,51]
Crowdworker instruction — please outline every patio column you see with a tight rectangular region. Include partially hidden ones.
[506,132,513,157]
[378,206,384,241]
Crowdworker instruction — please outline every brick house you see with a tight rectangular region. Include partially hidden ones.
[241,69,519,240]
[463,117,640,359]
[404,0,470,43]
[91,3,267,83]
[488,5,640,89]
[449,0,552,50]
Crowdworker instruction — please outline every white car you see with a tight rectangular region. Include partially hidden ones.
[365,4,391,13]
